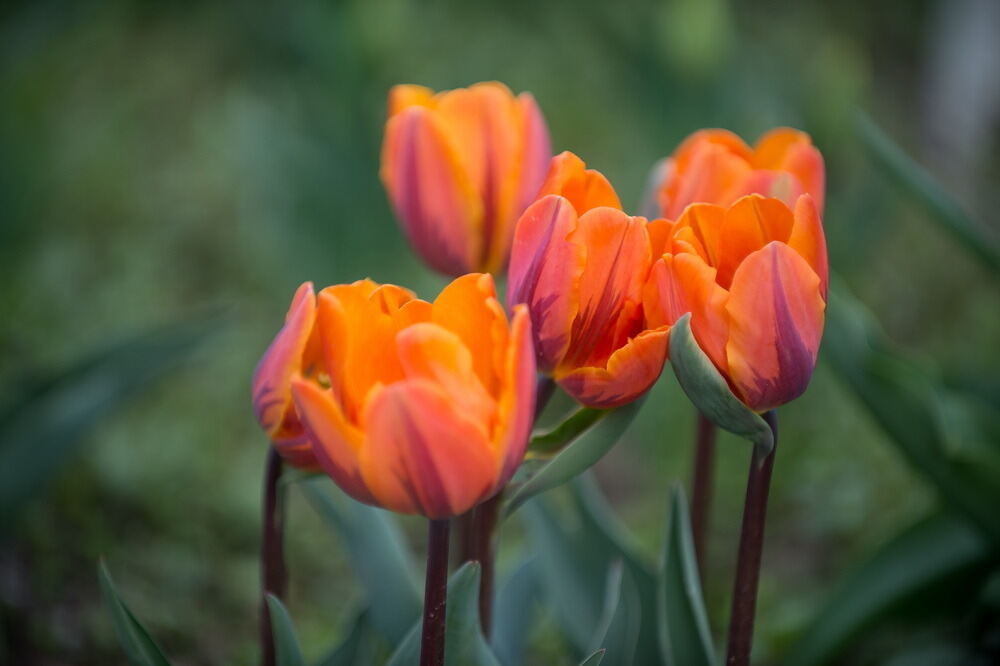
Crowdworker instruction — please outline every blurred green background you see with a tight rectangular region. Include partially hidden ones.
[2,0,998,663]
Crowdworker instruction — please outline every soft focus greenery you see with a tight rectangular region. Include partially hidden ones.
[2,0,998,663]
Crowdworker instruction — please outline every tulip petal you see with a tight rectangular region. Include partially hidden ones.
[507,195,584,372]
[381,107,483,275]
[716,195,794,289]
[291,379,372,503]
[514,92,553,216]
[396,322,496,432]
[561,207,650,370]
[662,142,754,219]
[674,204,725,265]
[557,326,670,409]
[362,379,498,518]
[494,305,537,481]
[787,194,829,298]
[643,253,729,372]
[754,128,825,212]
[387,84,436,117]
[725,242,825,411]
[432,273,508,393]
[538,151,622,213]
[252,282,317,443]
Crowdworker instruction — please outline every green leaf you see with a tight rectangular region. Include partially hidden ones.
[529,406,605,454]
[579,649,606,665]
[386,562,501,666]
[298,478,421,645]
[824,282,1000,542]
[97,560,171,666]
[783,513,992,666]
[503,398,643,518]
[0,315,221,526]
[854,110,1000,273]
[590,560,641,665]
[265,594,307,666]
[317,609,376,666]
[520,475,659,663]
[668,314,772,456]
[490,558,539,666]
[657,487,714,666]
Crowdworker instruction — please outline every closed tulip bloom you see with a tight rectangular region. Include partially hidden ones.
[508,152,670,409]
[643,194,827,412]
[251,282,321,468]
[280,274,535,519]
[656,128,825,220]
[381,82,551,276]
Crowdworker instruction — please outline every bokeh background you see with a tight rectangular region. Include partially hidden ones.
[2,0,998,664]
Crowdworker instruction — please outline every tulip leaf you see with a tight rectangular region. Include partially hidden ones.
[590,560,641,665]
[317,609,376,666]
[490,558,540,666]
[824,282,1000,542]
[668,314,773,456]
[0,314,221,527]
[502,399,643,519]
[298,478,422,645]
[520,475,659,663]
[265,594,307,666]
[657,487,715,666]
[784,513,992,666]
[529,406,605,454]
[579,650,606,665]
[854,110,1000,273]
[98,560,172,666]
[385,562,501,666]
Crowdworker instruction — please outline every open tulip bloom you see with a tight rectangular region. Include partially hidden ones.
[255,273,536,519]
[381,82,551,276]
[507,151,670,409]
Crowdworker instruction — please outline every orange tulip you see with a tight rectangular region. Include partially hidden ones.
[381,82,551,276]
[264,274,536,518]
[251,282,321,469]
[655,128,825,220]
[507,152,670,409]
[643,194,827,412]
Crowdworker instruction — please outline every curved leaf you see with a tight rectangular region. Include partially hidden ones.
[529,406,605,454]
[669,314,772,456]
[98,560,171,666]
[1,314,221,526]
[784,513,992,666]
[657,487,714,666]
[590,560,641,665]
[491,558,539,666]
[265,594,307,666]
[317,609,375,666]
[298,479,421,645]
[503,399,643,519]
[854,110,999,273]
[386,562,501,666]
[579,649,606,665]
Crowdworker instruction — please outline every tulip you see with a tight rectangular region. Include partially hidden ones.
[268,274,537,519]
[656,128,825,220]
[507,151,670,409]
[381,82,552,276]
[251,282,322,469]
[643,193,827,412]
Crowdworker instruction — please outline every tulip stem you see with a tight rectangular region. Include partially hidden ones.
[472,491,501,637]
[535,375,556,420]
[421,519,451,666]
[690,411,717,580]
[725,411,778,666]
[260,447,287,666]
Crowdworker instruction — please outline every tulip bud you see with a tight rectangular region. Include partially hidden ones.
[252,274,536,519]
[508,152,670,409]
[380,82,552,276]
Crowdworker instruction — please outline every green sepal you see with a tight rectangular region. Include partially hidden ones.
[669,314,773,455]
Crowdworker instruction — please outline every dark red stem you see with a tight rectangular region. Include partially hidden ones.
[472,492,501,637]
[690,411,717,579]
[260,447,286,666]
[725,411,778,666]
[420,519,451,666]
